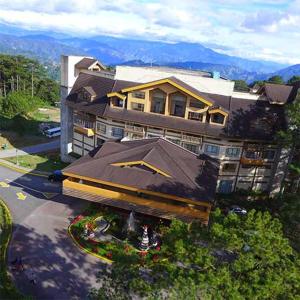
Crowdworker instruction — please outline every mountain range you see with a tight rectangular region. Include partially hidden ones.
[0,23,299,83]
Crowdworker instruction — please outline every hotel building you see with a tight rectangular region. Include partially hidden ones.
[60,55,299,196]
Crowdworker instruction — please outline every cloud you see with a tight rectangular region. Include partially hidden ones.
[0,0,299,64]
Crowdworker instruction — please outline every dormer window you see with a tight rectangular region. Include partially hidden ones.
[111,97,124,108]
[211,113,225,124]
[77,86,96,102]
[208,108,228,126]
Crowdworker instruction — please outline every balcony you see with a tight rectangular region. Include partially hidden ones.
[125,124,145,134]
[74,125,95,137]
[240,157,264,166]
[182,134,202,144]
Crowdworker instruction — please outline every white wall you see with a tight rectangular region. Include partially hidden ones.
[115,66,235,96]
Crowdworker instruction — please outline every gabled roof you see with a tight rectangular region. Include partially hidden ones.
[75,58,106,70]
[63,138,220,203]
[260,83,293,104]
[120,76,215,106]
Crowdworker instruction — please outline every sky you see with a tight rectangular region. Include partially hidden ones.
[0,0,299,64]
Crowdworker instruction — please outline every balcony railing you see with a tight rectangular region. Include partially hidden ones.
[125,124,145,133]
[182,134,202,144]
[240,157,264,166]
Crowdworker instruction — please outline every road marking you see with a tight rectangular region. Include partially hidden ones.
[19,177,32,182]
[43,192,59,199]
[5,179,59,199]
[17,192,27,201]
[0,181,10,187]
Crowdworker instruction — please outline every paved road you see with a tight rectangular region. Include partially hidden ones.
[0,139,60,158]
[0,165,103,299]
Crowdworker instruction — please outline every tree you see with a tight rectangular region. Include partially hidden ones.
[287,76,300,85]
[35,78,59,105]
[277,92,300,194]
[233,80,249,92]
[267,75,284,84]
[93,210,300,299]
[1,91,42,118]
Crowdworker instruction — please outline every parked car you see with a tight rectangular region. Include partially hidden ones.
[44,127,61,138]
[48,170,67,182]
[229,205,247,215]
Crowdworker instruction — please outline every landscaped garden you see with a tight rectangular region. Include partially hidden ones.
[69,205,167,265]
[79,204,300,299]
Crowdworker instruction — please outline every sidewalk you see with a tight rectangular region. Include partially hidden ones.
[0,140,60,159]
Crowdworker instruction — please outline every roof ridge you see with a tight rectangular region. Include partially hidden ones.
[156,140,199,187]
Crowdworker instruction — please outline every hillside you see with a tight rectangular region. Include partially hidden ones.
[0,24,290,82]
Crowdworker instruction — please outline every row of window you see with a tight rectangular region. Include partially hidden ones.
[221,162,272,173]
[218,179,269,193]
[95,122,276,159]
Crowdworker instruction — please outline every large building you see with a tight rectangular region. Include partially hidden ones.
[60,55,299,196]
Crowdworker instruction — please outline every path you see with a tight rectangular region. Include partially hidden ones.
[0,139,60,158]
[0,165,103,299]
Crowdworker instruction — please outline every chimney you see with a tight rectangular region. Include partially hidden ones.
[212,71,220,80]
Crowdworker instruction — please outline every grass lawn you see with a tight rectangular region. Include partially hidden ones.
[0,200,23,299]
[0,106,60,150]
[4,152,69,173]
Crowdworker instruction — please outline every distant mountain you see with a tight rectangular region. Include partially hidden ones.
[60,35,286,74]
[0,23,291,82]
[267,64,300,82]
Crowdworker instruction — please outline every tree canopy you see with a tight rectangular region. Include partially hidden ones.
[92,210,300,300]
[267,75,284,85]
[0,54,59,106]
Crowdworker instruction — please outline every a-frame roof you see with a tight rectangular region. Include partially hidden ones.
[63,138,220,203]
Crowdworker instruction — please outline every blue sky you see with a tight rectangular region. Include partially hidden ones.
[0,0,299,64]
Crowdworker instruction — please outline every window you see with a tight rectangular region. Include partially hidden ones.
[211,113,225,125]
[245,150,260,159]
[111,127,124,138]
[96,138,105,146]
[190,100,206,109]
[170,93,186,117]
[183,143,199,154]
[204,144,220,156]
[225,147,240,157]
[96,123,106,134]
[166,137,181,145]
[112,98,123,107]
[262,150,276,160]
[131,102,144,112]
[151,90,166,114]
[188,112,203,121]
[222,163,237,173]
[132,91,145,99]
[218,180,233,194]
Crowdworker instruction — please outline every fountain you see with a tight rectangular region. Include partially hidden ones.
[139,225,150,251]
[125,211,137,233]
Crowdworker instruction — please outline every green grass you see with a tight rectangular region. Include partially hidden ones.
[0,199,23,299]
[0,107,60,150]
[4,152,69,173]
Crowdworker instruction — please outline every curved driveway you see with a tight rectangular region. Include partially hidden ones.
[0,165,104,299]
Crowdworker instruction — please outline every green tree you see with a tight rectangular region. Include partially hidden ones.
[287,76,300,85]
[35,78,59,105]
[94,210,300,299]
[234,80,249,92]
[267,75,284,84]
[277,92,300,194]
[1,91,42,118]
